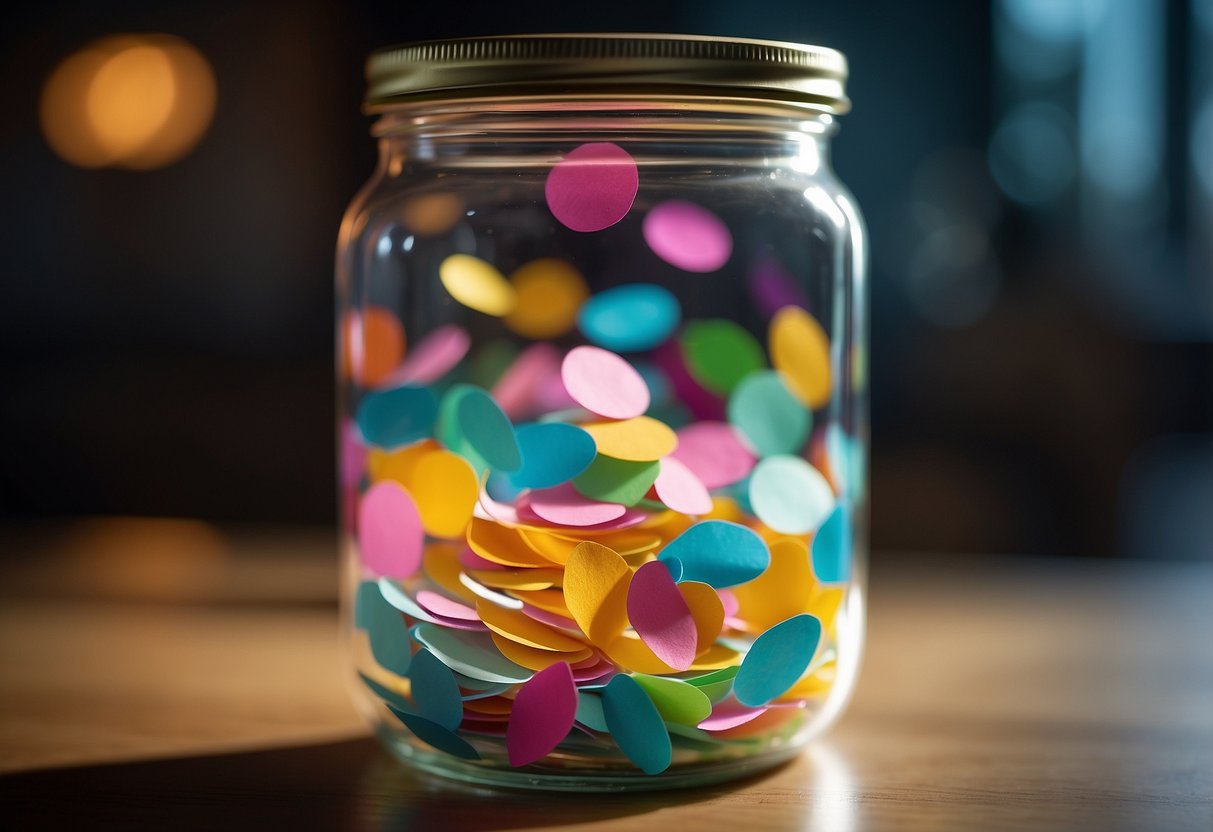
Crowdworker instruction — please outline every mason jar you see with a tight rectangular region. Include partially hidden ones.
[337,33,867,791]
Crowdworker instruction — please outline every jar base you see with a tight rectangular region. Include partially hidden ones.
[378,728,802,793]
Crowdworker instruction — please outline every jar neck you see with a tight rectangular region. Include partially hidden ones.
[370,99,837,177]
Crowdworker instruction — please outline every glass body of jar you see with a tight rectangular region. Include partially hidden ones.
[338,75,868,791]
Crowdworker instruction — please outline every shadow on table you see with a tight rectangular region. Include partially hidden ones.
[0,737,784,830]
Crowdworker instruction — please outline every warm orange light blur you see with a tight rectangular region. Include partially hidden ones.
[40,34,216,170]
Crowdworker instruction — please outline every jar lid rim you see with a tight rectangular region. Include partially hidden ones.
[364,33,850,114]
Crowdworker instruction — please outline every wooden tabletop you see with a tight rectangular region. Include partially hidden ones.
[1,519,1211,830]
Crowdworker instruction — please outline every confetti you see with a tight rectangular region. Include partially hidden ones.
[527,483,626,528]
[684,666,739,705]
[561,346,650,420]
[344,306,405,387]
[748,455,835,535]
[643,200,732,273]
[731,537,814,632]
[386,324,469,387]
[415,590,480,622]
[601,674,672,774]
[453,386,522,473]
[575,692,608,732]
[390,707,481,760]
[504,259,590,339]
[492,342,563,420]
[658,520,770,588]
[697,699,768,731]
[355,580,412,675]
[356,385,438,450]
[476,600,589,653]
[407,648,464,731]
[577,283,681,352]
[681,320,766,396]
[811,504,852,584]
[511,422,597,489]
[627,561,698,671]
[770,306,832,409]
[410,450,478,539]
[728,370,811,457]
[631,674,713,726]
[581,417,677,462]
[669,421,756,488]
[653,456,712,515]
[572,456,660,506]
[544,142,638,232]
[412,624,533,685]
[401,192,465,236]
[733,614,822,707]
[747,255,808,318]
[358,481,423,579]
[506,662,578,766]
[439,253,517,316]
[563,542,631,645]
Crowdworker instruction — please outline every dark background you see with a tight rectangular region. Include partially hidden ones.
[2,0,1210,558]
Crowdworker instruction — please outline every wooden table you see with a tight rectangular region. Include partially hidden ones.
[1,520,1211,830]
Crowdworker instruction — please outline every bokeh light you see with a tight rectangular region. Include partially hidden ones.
[40,34,216,170]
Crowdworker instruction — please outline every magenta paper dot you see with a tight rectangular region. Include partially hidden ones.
[545,142,639,233]
[643,200,733,273]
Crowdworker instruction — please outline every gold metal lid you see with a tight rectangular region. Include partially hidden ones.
[365,33,849,114]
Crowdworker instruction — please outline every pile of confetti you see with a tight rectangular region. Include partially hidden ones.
[345,141,860,776]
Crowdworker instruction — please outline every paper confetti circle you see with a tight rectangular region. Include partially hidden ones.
[504,259,590,339]
[561,346,650,420]
[439,254,517,316]
[811,503,852,584]
[658,520,770,588]
[506,662,578,766]
[681,319,767,396]
[511,422,597,489]
[545,142,639,233]
[356,385,438,450]
[643,200,733,273]
[578,283,681,352]
[770,306,832,409]
[748,455,835,535]
[628,561,698,671]
[601,674,672,774]
[733,614,822,707]
[358,481,423,580]
[728,370,811,457]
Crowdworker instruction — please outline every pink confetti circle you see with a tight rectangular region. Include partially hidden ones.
[654,456,713,515]
[491,342,562,421]
[643,200,733,273]
[526,483,626,528]
[416,590,480,621]
[669,421,757,489]
[560,345,650,420]
[382,324,469,387]
[507,663,578,767]
[545,142,639,233]
[357,481,423,579]
[628,561,698,671]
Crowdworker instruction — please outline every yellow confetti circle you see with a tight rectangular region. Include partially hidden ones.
[769,306,832,409]
[410,449,479,539]
[582,416,678,462]
[439,254,517,317]
[504,258,589,339]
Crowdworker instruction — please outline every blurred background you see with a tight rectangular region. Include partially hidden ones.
[2,0,1211,561]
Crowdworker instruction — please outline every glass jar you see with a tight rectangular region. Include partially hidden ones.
[337,33,867,791]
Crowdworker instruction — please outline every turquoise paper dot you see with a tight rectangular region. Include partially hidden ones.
[575,693,609,732]
[412,623,533,685]
[658,520,770,588]
[355,580,411,675]
[511,422,597,489]
[388,706,480,760]
[356,385,437,449]
[601,675,672,774]
[578,283,681,352]
[456,386,522,472]
[734,614,822,707]
[358,672,411,711]
[811,503,852,583]
[408,648,464,731]
[728,370,811,456]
